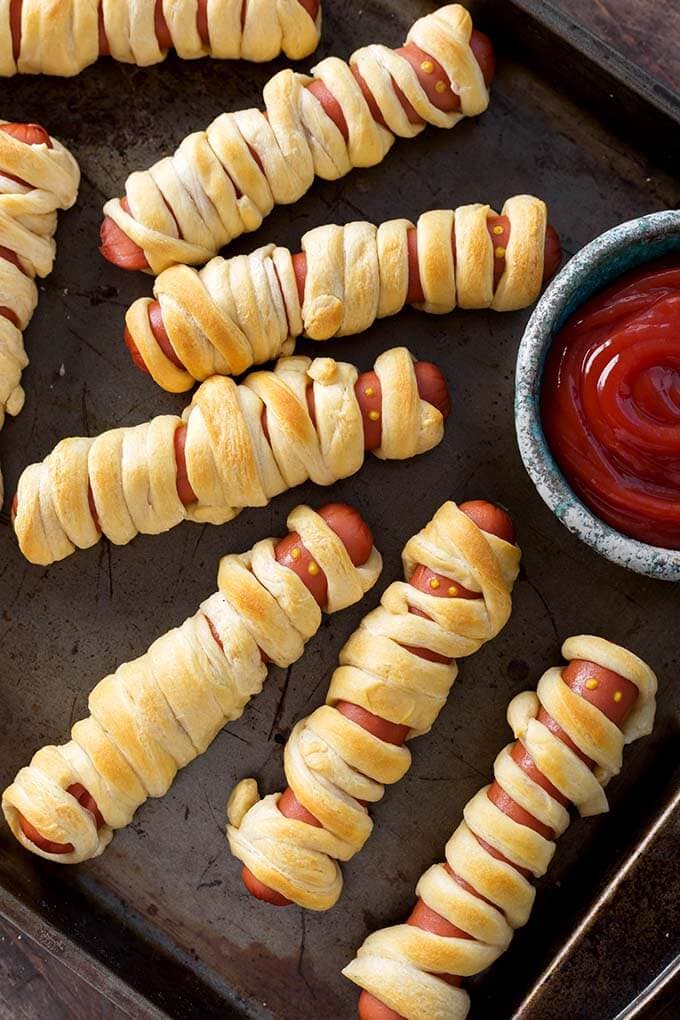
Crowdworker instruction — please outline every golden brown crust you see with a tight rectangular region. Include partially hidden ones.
[226,501,521,910]
[14,347,444,565]
[342,636,658,1019]
[1,504,382,863]
[126,197,548,392]
[0,0,321,76]
[103,5,489,274]
[0,122,79,503]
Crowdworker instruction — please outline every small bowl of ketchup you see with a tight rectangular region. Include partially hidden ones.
[516,208,680,580]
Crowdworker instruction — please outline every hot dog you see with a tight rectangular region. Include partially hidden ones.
[5,502,382,862]
[17,357,448,529]
[99,5,493,276]
[345,637,658,1020]
[5,0,321,77]
[122,198,560,393]
[102,27,493,274]
[13,348,448,565]
[0,120,80,504]
[239,499,515,907]
[226,499,522,911]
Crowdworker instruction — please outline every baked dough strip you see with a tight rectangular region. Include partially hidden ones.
[101,4,490,274]
[0,0,322,76]
[125,195,549,393]
[0,120,80,503]
[343,635,657,1020]
[2,502,382,863]
[226,500,521,910]
[13,346,446,565]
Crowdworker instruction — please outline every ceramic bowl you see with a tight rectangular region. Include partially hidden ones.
[515,209,680,581]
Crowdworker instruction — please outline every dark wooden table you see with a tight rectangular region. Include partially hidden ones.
[1,2,677,1017]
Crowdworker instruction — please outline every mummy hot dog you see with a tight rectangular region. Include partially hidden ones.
[2,501,381,862]
[12,347,449,565]
[124,197,562,393]
[343,635,658,1020]
[1,0,321,76]
[226,500,521,910]
[100,5,495,275]
[0,120,80,502]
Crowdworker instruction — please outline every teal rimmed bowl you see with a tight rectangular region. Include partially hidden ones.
[515,209,680,581]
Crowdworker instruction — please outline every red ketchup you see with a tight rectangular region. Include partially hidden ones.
[541,256,680,549]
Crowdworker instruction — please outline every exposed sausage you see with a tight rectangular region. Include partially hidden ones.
[274,502,373,606]
[197,0,210,45]
[510,741,568,806]
[313,502,374,568]
[458,499,516,544]
[336,701,411,746]
[543,224,562,282]
[98,2,109,55]
[358,655,640,1018]
[412,362,452,421]
[298,0,320,19]
[0,123,53,330]
[100,27,496,271]
[354,371,383,452]
[0,122,51,147]
[242,501,517,907]
[0,306,19,326]
[174,425,196,505]
[393,44,463,118]
[18,782,104,855]
[0,244,24,271]
[41,360,447,535]
[262,361,448,462]
[405,215,559,308]
[469,29,495,88]
[353,362,450,453]
[9,0,21,62]
[125,224,560,384]
[100,198,150,272]
[17,500,371,856]
[137,214,551,382]
[0,122,53,190]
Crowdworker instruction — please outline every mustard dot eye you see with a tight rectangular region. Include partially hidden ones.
[290,546,301,561]
[364,386,375,398]
[368,410,380,421]
[447,585,458,596]
[420,60,434,74]
[429,578,440,590]
[435,80,448,94]
[613,690,623,703]
[308,561,320,576]
[495,246,507,259]
[492,224,504,236]
[585,677,599,690]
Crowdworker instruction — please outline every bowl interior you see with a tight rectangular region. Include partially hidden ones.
[516,210,680,581]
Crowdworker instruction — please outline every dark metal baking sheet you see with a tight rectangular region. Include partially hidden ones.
[1,1,678,1017]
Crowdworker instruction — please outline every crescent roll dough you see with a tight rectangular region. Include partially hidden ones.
[102,5,489,274]
[14,346,445,565]
[343,636,658,1020]
[0,0,321,76]
[128,196,548,392]
[2,503,382,863]
[0,122,80,502]
[226,501,521,910]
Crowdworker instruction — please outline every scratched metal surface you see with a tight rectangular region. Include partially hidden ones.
[0,1,679,1018]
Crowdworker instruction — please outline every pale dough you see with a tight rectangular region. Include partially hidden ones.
[343,635,658,1019]
[2,503,382,863]
[226,501,521,910]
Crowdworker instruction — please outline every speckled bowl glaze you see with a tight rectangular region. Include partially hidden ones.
[516,209,680,581]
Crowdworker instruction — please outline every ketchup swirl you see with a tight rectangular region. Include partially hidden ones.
[541,256,680,549]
